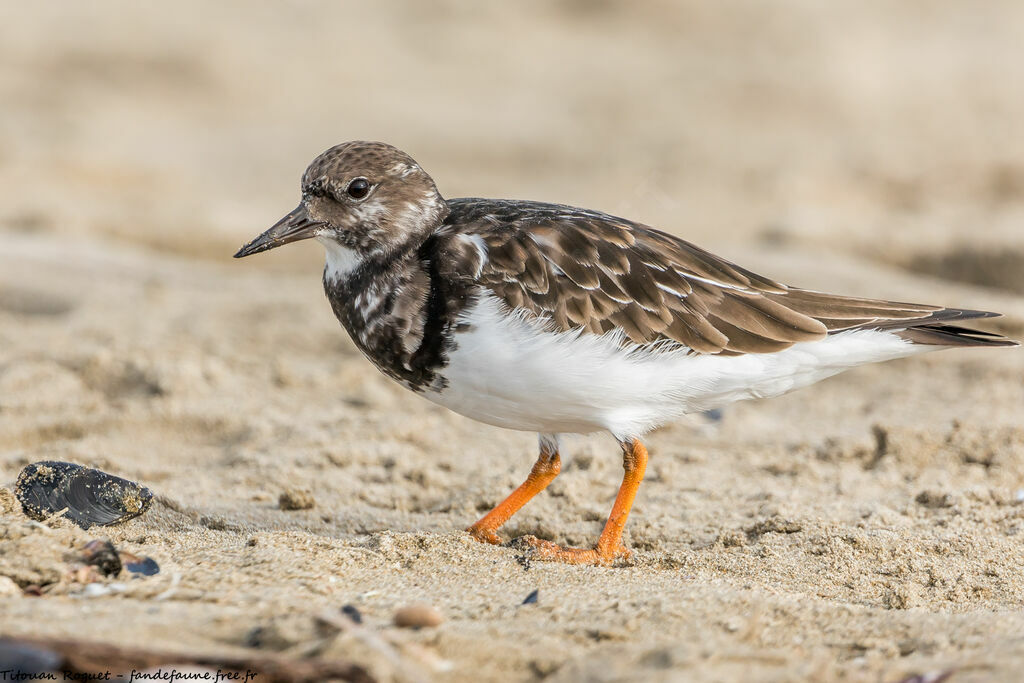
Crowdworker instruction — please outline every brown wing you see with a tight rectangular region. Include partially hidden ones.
[444,199,1012,354]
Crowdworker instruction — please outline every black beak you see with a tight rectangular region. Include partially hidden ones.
[234,204,325,258]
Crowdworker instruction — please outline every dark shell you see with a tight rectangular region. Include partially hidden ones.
[80,539,122,576]
[120,552,160,576]
[15,461,153,529]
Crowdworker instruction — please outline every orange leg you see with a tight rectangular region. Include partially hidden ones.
[521,439,648,566]
[467,443,561,545]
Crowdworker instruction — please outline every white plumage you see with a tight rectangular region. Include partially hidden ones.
[318,235,362,282]
[427,294,931,440]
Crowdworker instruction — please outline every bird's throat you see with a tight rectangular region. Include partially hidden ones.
[318,237,364,285]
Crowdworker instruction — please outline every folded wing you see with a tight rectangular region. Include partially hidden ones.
[442,199,1016,354]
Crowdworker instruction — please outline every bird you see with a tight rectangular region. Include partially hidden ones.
[234,141,1017,566]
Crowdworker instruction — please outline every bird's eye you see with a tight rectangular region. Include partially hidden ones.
[347,178,370,200]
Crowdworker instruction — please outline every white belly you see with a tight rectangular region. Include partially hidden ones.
[424,295,930,440]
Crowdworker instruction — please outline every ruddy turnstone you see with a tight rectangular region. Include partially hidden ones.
[235,141,1018,566]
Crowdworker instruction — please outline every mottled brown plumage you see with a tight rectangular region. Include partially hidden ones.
[439,199,1012,355]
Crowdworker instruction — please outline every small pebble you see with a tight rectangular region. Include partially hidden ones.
[278,488,315,511]
[521,589,539,605]
[915,490,955,509]
[393,604,444,628]
[0,576,21,597]
[897,671,954,683]
[341,604,363,624]
[80,582,126,598]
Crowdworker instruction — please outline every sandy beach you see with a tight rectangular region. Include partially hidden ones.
[2,2,1024,681]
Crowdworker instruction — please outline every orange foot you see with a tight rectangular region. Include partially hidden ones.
[466,447,562,546]
[511,535,632,566]
[466,524,502,546]
[467,439,649,567]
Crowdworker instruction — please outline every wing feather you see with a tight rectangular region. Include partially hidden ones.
[439,199,1011,354]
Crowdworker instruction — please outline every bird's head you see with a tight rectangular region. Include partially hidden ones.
[234,141,448,261]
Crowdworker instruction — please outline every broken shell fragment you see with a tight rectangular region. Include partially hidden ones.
[15,461,153,529]
[80,539,122,576]
[120,552,160,576]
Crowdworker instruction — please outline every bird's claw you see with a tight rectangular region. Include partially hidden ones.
[466,525,503,546]
[508,534,632,566]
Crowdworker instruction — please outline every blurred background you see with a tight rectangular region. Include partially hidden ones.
[3,0,1024,287]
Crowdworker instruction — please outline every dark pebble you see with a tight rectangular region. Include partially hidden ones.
[703,408,724,423]
[341,604,363,624]
[244,626,266,649]
[521,589,539,605]
[15,461,153,529]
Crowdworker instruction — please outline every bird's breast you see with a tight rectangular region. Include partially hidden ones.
[321,251,472,393]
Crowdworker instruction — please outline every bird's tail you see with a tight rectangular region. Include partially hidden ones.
[885,309,1018,348]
